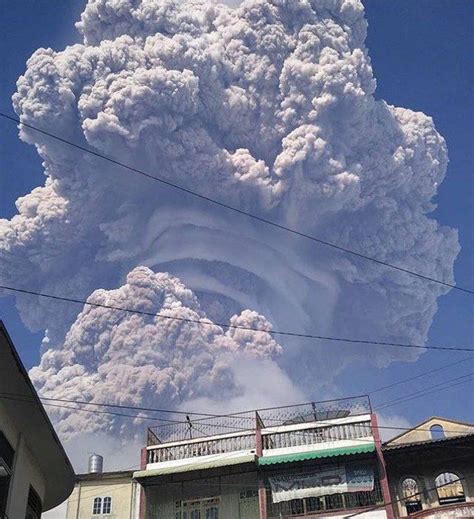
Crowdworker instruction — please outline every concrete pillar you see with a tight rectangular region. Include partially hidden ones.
[258,478,268,519]
[255,414,267,519]
[139,447,147,519]
[371,414,395,519]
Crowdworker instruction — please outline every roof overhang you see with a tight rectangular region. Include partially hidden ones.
[134,453,257,481]
[258,443,376,466]
[0,323,75,511]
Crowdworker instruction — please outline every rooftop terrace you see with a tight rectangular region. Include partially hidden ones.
[144,396,375,471]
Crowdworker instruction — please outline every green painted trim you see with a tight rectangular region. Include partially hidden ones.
[258,443,375,466]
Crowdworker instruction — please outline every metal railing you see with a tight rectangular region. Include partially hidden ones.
[267,478,383,517]
[147,396,371,446]
[262,420,372,451]
[148,431,256,464]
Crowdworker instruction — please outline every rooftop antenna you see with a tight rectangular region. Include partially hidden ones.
[186,415,193,439]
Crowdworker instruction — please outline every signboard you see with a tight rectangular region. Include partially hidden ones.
[269,465,374,503]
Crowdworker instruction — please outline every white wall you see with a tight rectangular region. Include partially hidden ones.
[0,401,47,518]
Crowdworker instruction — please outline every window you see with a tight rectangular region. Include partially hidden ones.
[0,431,14,516]
[401,478,423,514]
[435,472,465,505]
[176,497,220,519]
[430,424,445,440]
[93,497,102,515]
[25,486,42,519]
[92,496,113,514]
[267,479,384,517]
[102,497,112,514]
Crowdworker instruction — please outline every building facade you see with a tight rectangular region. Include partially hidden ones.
[66,467,140,519]
[383,417,474,519]
[0,321,75,518]
[134,397,394,519]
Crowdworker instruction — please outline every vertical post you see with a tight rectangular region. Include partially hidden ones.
[256,412,267,519]
[75,481,82,519]
[139,447,147,519]
[371,413,394,519]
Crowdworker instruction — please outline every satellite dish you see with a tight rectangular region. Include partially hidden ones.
[282,409,350,425]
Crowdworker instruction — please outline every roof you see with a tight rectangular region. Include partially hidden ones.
[134,453,256,480]
[0,322,75,511]
[384,416,474,445]
[76,470,134,482]
[383,432,474,453]
[258,443,376,466]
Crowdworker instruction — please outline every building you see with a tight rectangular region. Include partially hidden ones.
[134,396,394,518]
[66,463,140,519]
[0,321,75,518]
[383,417,474,518]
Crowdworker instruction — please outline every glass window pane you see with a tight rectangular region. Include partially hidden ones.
[103,496,112,513]
[430,425,445,440]
[435,472,465,504]
[93,497,102,514]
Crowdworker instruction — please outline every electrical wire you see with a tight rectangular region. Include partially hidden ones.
[344,473,473,518]
[374,372,474,410]
[368,355,474,394]
[1,284,473,353]
[1,112,472,295]
[375,377,474,412]
[0,392,471,437]
[64,468,474,512]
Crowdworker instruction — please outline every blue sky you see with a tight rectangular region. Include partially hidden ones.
[0,0,472,427]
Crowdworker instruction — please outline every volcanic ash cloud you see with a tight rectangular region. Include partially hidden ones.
[0,0,460,435]
[30,266,285,438]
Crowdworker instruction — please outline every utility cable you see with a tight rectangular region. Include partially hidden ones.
[368,355,474,394]
[1,284,472,352]
[1,112,471,295]
[0,392,471,437]
[344,473,472,518]
[375,373,474,411]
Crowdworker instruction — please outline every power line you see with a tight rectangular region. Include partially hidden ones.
[375,373,474,411]
[1,284,472,353]
[344,474,472,518]
[1,112,471,295]
[0,394,181,424]
[64,467,474,511]
[0,392,471,437]
[368,355,474,394]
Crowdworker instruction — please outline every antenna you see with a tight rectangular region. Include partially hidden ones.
[186,415,193,439]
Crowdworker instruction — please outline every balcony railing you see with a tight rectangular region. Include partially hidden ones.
[148,430,256,464]
[145,396,373,467]
[262,420,373,451]
[267,478,384,517]
[148,396,371,445]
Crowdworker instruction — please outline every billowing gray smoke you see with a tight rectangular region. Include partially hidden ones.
[1,0,459,438]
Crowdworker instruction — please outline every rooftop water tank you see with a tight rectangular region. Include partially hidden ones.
[88,453,103,474]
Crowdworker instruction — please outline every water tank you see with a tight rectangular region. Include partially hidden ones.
[88,454,103,474]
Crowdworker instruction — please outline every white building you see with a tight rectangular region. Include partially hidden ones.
[0,321,75,518]
[65,465,140,519]
[135,398,393,519]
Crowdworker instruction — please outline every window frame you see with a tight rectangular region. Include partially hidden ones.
[430,424,445,440]
[176,496,220,519]
[92,497,102,515]
[435,471,465,505]
[25,485,42,519]
[400,476,423,515]
[102,496,112,514]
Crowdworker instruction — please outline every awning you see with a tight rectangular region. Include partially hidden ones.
[258,443,375,466]
[134,453,257,480]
